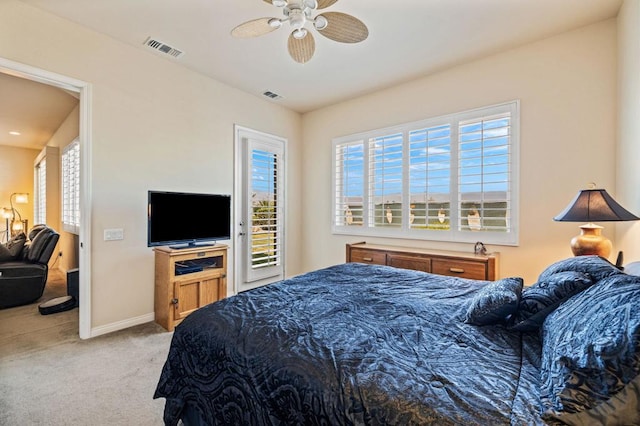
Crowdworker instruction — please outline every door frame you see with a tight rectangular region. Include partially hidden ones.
[0,57,93,339]
[233,125,287,294]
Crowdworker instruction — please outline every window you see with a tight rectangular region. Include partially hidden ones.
[34,158,46,225]
[62,139,80,234]
[332,101,519,245]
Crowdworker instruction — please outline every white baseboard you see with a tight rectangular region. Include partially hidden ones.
[89,312,155,338]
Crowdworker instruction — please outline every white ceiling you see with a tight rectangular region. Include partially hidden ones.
[2,0,622,148]
[0,73,78,149]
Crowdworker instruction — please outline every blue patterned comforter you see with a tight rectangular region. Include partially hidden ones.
[155,263,543,425]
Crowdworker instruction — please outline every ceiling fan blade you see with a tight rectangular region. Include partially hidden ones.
[263,0,336,7]
[288,31,315,64]
[317,0,339,9]
[231,18,278,38]
[317,12,368,43]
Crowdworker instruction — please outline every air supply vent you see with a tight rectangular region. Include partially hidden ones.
[143,37,184,58]
[263,90,283,100]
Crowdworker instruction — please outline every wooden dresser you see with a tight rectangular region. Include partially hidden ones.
[346,242,499,281]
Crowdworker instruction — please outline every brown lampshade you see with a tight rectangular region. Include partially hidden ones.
[554,188,639,258]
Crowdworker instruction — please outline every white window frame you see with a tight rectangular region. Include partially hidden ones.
[332,101,520,246]
[62,138,80,234]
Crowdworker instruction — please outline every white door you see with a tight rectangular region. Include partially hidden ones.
[235,126,285,292]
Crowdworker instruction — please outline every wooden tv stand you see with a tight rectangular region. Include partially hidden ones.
[154,244,228,331]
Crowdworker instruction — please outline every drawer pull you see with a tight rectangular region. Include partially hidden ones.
[363,257,373,262]
[449,268,465,274]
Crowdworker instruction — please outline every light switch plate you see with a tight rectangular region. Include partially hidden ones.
[104,228,124,241]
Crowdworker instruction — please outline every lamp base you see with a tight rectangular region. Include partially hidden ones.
[570,223,612,258]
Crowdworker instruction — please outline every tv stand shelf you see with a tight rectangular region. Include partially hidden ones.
[154,244,228,331]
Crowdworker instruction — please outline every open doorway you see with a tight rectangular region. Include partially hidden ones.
[0,57,92,339]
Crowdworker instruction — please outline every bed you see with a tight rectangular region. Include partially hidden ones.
[154,256,640,425]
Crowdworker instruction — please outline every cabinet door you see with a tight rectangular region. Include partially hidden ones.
[387,254,431,272]
[200,277,221,306]
[173,277,221,321]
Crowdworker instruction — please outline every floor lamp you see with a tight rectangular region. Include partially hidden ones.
[1,207,11,243]
[9,193,29,237]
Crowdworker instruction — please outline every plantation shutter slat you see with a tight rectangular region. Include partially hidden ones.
[458,113,512,233]
[369,133,403,228]
[62,140,80,234]
[250,149,282,270]
[335,142,365,227]
[408,124,451,230]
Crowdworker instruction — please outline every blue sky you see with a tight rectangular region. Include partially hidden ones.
[339,117,510,199]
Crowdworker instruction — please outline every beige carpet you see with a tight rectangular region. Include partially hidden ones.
[0,270,174,425]
[0,269,78,356]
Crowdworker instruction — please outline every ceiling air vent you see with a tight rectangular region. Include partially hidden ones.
[263,90,283,100]
[143,37,184,58]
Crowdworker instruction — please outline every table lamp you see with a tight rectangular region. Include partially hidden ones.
[554,186,639,258]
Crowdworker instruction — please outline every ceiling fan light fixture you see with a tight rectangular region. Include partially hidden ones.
[293,28,308,39]
[313,15,328,30]
[303,0,318,10]
[272,0,287,7]
[289,8,306,30]
[268,18,283,28]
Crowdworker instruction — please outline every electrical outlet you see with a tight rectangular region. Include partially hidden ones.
[104,228,124,241]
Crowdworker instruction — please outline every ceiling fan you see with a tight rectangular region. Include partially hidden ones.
[231,0,368,64]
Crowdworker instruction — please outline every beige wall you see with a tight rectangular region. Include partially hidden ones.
[0,145,38,238]
[0,1,303,330]
[302,20,618,284]
[46,104,80,273]
[616,0,640,261]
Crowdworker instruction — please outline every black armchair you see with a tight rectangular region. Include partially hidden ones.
[0,225,60,309]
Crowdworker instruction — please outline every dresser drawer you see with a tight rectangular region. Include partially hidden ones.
[431,259,487,280]
[349,248,387,265]
[387,254,431,273]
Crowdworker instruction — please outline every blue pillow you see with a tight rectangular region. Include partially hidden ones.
[510,271,592,332]
[537,255,622,283]
[539,274,640,423]
[464,277,523,326]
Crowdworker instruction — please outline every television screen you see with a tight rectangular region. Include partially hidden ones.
[147,191,231,248]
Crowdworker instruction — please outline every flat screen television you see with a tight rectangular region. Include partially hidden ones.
[147,190,231,248]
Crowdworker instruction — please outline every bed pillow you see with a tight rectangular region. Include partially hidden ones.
[539,273,640,425]
[464,277,523,326]
[0,232,26,262]
[624,261,640,277]
[509,271,592,332]
[537,255,622,283]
